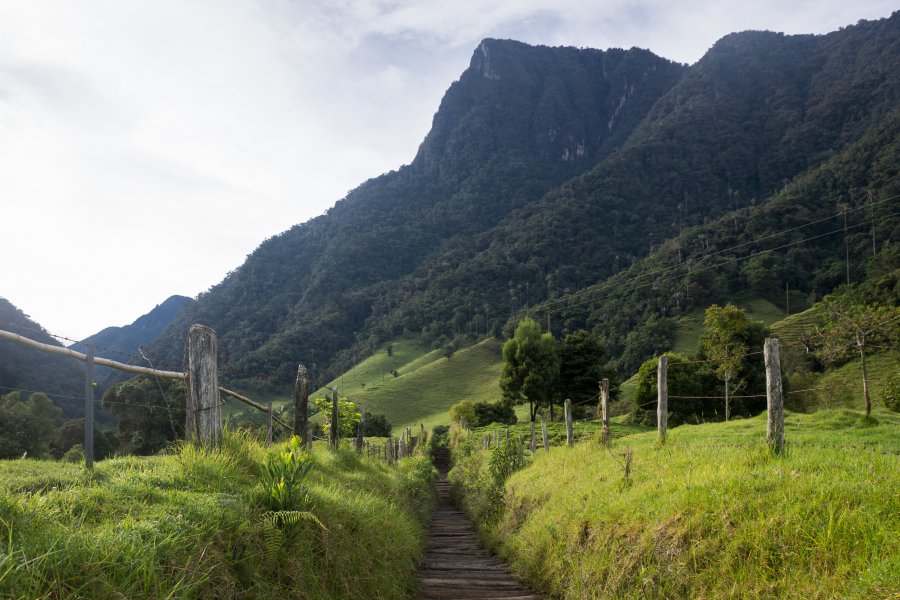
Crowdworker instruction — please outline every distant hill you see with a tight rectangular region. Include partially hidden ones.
[0,298,84,416]
[152,13,899,389]
[72,295,193,387]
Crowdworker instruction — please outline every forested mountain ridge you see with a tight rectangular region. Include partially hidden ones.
[153,13,899,389]
[152,41,685,382]
[71,295,194,388]
[0,298,84,415]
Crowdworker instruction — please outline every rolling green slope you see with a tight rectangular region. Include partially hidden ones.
[314,338,504,433]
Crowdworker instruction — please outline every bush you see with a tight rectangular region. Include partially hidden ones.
[473,401,517,426]
[881,369,900,412]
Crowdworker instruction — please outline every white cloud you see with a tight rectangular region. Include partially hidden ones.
[0,0,895,341]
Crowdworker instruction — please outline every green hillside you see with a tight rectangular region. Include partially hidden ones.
[314,338,504,433]
[450,408,900,598]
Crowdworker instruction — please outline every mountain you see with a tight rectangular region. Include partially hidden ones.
[71,295,194,386]
[153,13,900,390]
[0,298,85,416]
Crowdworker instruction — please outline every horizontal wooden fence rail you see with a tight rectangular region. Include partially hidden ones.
[0,326,296,467]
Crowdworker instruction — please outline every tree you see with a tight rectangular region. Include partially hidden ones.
[52,418,118,460]
[500,318,560,422]
[700,304,770,421]
[814,289,900,416]
[0,391,63,459]
[101,376,185,455]
[632,353,720,425]
[363,413,393,437]
[313,394,360,438]
[559,330,616,416]
[449,400,476,425]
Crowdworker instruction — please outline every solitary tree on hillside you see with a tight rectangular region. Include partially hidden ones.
[814,289,900,416]
[701,304,769,421]
[500,318,559,422]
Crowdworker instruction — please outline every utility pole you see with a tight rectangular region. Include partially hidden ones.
[868,190,876,256]
[842,203,850,285]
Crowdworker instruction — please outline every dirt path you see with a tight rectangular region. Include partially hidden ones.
[416,447,541,600]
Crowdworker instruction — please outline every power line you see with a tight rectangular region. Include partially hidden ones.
[537,197,900,314]
[546,211,900,315]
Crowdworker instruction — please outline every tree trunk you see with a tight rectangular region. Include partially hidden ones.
[724,375,730,422]
[858,335,871,417]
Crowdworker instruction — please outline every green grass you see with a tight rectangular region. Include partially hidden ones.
[0,433,434,599]
[792,351,900,411]
[312,338,504,434]
[449,408,900,599]
[770,305,820,344]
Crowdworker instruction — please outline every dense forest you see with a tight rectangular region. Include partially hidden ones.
[138,13,898,391]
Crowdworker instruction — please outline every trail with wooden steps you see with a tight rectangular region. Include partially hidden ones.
[416,447,541,600]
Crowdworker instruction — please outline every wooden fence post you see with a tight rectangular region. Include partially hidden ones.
[294,364,309,448]
[330,387,339,449]
[357,406,366,453]
[266,402,273,445]
[84,345,95,469]
[186,325,221,446]
[765,338,785,453]
[600,378,610,445]
[564,399,573,446]
[529,420,536,454]
[400,435,406,459]
[541,419,549,451]
[657,355,668,445]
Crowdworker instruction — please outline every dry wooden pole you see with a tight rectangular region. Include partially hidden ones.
[657,355,668,445]
[541,419,549,451]
[84,345,95,469]
[529,420,536,454]
[765,338,785,454]
[564,399,573,446]
[357,406,367,453]
[293,364,309,447]
[600,378,611,445]
[266,402,273,445]
[186,325,222,446]
[400,435,406,459]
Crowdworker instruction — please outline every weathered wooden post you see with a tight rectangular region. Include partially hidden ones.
[564,399,573,446]
[357,406,367,453]
[330,387,339,449]
[293,364,309,448]
[266,402,273,445]
[600,378,611,445]
[529,420,536,454]
[186,325,222,446]
[400,435,406,459]
[84,345,95,469]
[657,355,668,445]
[541,419,549,451]
[765,338,785,453]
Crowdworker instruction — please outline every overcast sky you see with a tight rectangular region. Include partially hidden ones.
[0,0,895,343]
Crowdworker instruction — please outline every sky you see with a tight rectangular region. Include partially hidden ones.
[0,0,895,343]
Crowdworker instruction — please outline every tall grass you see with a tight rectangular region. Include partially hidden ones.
[0,431,435,599]
[450,408,900,598]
